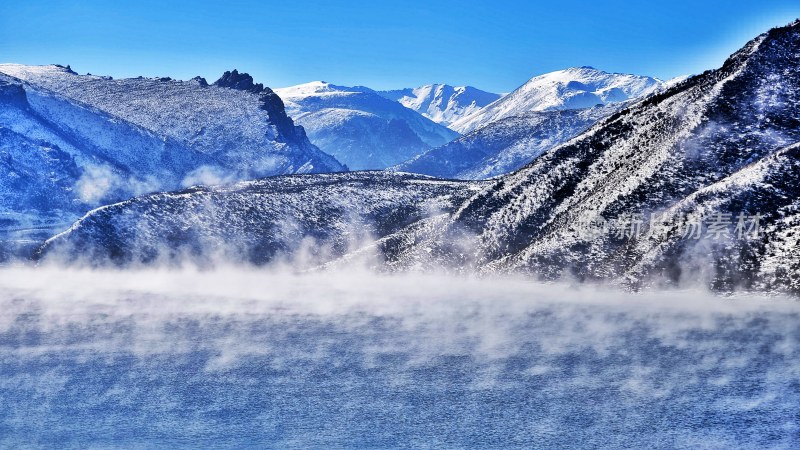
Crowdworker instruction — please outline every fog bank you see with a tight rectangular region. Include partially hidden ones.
[0,267,798,448]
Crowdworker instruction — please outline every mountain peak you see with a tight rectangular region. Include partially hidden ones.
[560,66,602,73]
[711,17,800,82]
[565,65,599,72]
[213,69,264,93]
[763,17,800,43]
[536,66,655,82]
[52,64,77,75]
[376,83,501,128]
[190,76,208,87]
[451,67,663,133]
[276,81,376,99]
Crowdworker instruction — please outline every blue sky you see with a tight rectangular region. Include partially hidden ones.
[1,1,798,92]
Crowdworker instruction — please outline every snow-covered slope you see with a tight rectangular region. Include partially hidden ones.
[379,20,800,293]
[378,84,500,128]
[451,67,664,134]
[275,82,459,170]
[394,104,619,179]
[0,65,345,178]
[40,172,488,266]
[0,65,344,258]
[0,71,215,257]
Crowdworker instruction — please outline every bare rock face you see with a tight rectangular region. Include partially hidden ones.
[213,69,264,93]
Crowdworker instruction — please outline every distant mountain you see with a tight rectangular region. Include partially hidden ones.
[0,65,344,257]
[275,82,459,170]
[394,104,619,179]
[451,67,664,133]
[378,84,501,129]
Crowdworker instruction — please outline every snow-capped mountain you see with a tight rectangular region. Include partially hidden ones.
[378,84,501,129]
[450,67,664,133]
[0,65,343,257]
[394,104,619,179]
[275,82,459,170]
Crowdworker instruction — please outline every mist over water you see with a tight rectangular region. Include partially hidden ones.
[1,267,799,448]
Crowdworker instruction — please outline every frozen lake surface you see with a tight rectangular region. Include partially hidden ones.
[0,268,799,448]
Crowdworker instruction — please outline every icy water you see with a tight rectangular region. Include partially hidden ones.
[0,268,799,449]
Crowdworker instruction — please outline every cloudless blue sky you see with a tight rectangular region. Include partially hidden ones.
[1,1,799,92]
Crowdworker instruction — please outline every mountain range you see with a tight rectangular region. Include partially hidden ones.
[0,65,343,177]
[37,20,800,294]
[6,19,800,295]
[385,68,666,180]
